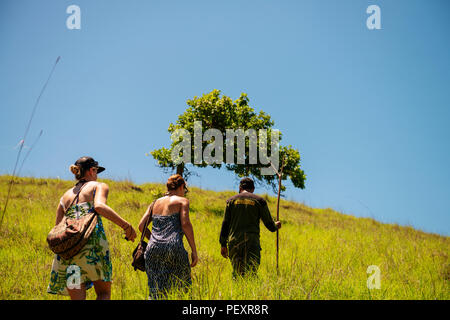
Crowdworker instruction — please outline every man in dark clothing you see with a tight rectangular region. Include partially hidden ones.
[219,177,281,278]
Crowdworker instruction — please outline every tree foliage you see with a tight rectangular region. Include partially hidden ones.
[149,89,306,192]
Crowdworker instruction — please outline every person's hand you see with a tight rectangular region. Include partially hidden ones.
[220,247,228,259]
[275,221,282,229]
[190,251,198,267]
[123,223,137,242]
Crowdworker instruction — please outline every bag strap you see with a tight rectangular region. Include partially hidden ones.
[140,200,156,242]
[92,186,97,210]
[64,181,88,214]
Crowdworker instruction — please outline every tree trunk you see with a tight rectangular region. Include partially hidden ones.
[176,164,184,176]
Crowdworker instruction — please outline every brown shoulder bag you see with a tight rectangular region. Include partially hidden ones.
[132,200,156,271]
[47,182,98,260]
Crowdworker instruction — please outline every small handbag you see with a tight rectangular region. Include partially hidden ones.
[47,182,98,260]
[132,200,155,271]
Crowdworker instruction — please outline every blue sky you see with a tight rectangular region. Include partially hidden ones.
[1,0,449,235]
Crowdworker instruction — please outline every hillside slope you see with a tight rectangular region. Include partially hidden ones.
[0,175,448,299]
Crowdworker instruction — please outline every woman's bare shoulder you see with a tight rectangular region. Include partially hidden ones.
[62,188,73,199]
[62,181,100,198]
[91,181,106,189]
[155,195,168,204]
[172,195,189,205]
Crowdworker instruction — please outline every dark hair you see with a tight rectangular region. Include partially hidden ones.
[239,177,255,191]
[166,174,185,191]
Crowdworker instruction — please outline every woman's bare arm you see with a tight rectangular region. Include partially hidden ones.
[179,198,198,267]
[138,204,152,240]
[94,182,137,241]
[55,203,65,225]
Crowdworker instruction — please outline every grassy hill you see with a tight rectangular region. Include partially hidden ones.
[0,175,448,299]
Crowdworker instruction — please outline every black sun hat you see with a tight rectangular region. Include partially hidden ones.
[75,156,105,174]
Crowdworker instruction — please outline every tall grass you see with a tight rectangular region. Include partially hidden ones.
[0,175,448,300]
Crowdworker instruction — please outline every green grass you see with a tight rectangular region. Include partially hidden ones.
[0,175,448,300]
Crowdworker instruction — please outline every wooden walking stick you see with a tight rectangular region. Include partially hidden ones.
[270,158,284,275]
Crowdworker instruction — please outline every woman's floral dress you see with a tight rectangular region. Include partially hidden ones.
[47,201,112,296]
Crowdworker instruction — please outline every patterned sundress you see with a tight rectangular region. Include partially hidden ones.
[144,213,192,299]
[47,200,112,296]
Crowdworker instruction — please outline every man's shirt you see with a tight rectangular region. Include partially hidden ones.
[219,191,278,247]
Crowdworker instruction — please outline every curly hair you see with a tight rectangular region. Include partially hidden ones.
[69,164,85,180]
[166,174,185,191]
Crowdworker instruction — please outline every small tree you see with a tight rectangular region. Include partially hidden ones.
[148,89,306,192]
